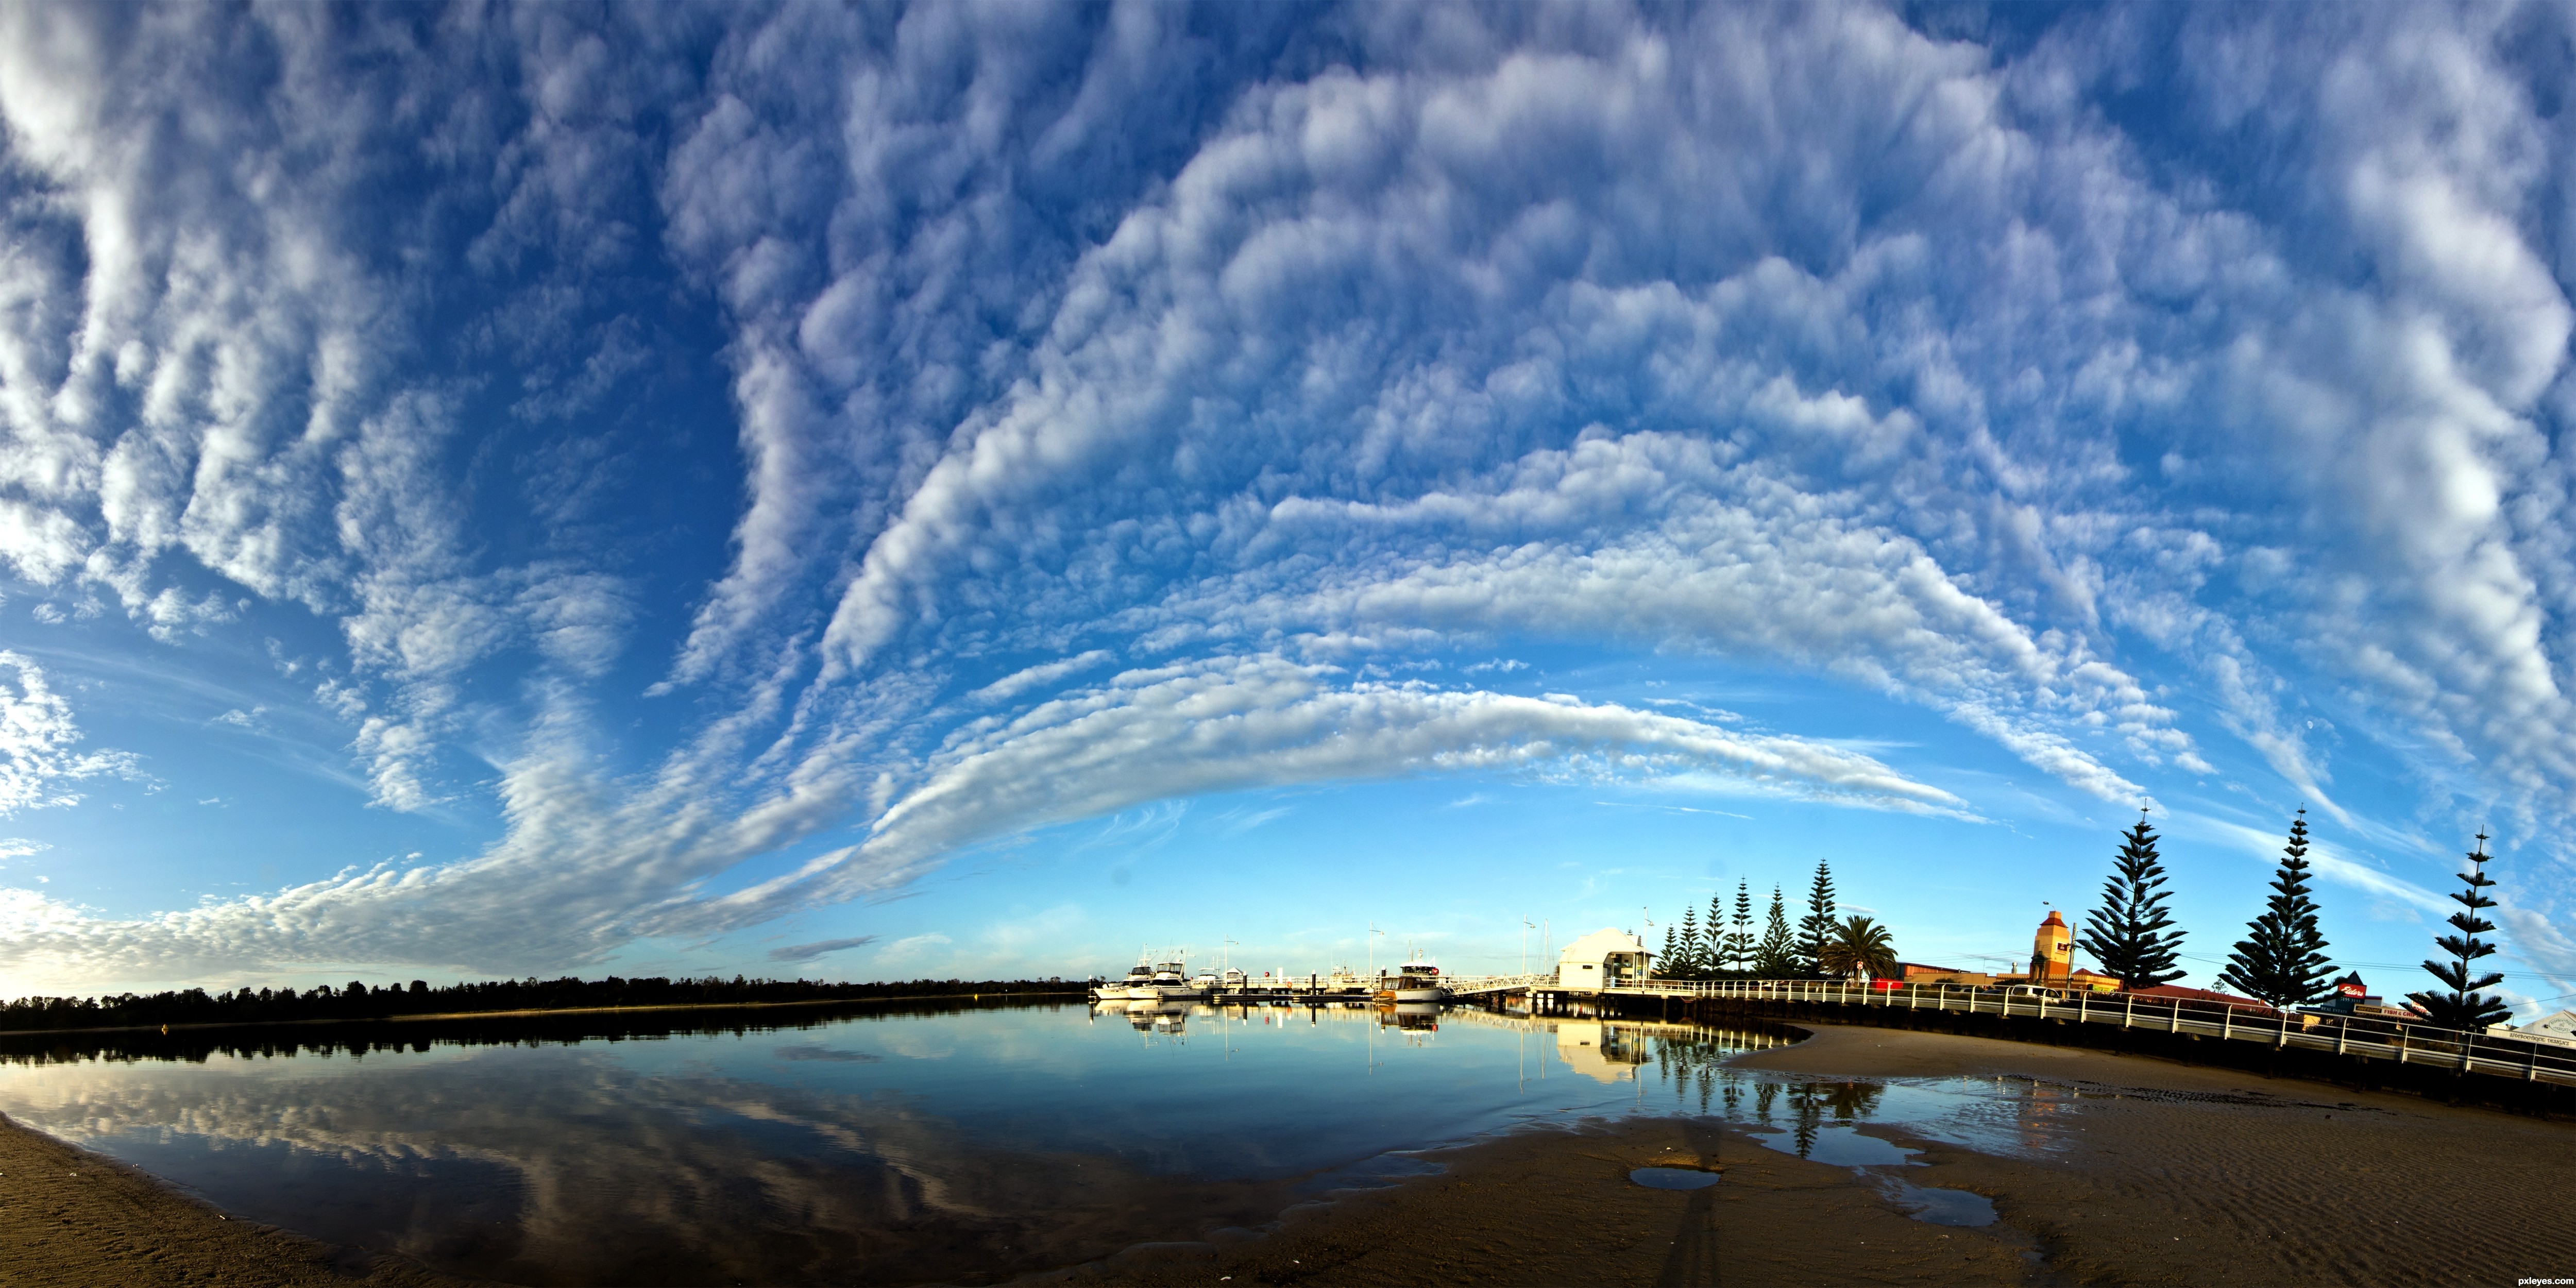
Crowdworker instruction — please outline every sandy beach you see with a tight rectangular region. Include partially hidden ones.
[11,1021,2576,1286]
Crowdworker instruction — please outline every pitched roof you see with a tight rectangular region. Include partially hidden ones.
[1558,927,1646,960]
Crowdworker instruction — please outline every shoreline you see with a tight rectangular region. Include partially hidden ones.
[1037,1022,2576,1286]
[13,1019,2576,1285]
[0,1111,476,1287]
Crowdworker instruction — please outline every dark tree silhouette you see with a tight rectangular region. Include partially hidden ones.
[2408,833,2514,1031]
[2077,812,2187,990]
[1676,906,1702,976]
[0,975,1080,1035]
[1755,887,1798,977]
[1795,859,1837,977]
[1728,880,1755,973]
[2218,809,2336,1007]
[1819,916,1899,980]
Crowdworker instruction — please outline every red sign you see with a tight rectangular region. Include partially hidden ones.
[2337,981,2366,998]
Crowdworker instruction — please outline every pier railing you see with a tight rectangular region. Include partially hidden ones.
[1188,974,2576,1089]
[1564,977,2576,1089]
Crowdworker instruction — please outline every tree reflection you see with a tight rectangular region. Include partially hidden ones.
[1784,1081,1884,1158]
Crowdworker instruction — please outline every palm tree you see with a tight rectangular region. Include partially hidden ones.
[1818,915,1898,981]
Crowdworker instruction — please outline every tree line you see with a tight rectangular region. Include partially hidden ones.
[1655,858,1896,982]
[2079,809,2514,1029]
[1653,808,2521,1031]
[0,974,1080,1034]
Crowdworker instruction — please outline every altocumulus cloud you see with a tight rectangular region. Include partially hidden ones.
[0,2,2573,985]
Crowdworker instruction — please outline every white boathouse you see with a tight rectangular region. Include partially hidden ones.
[1555,927,1652,994]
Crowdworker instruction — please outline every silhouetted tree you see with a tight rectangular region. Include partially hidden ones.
[1727,880,1755,973]
[2077,812,2187,990]
[2218,809,2335,1007]
[1660,923,1680,976]
[2409,833,2514,1031]
[1754,887,1798,976]
[1819,916,1899,980]
[1795,860,1837,977]
[0,974,1083,1035]
[1676,906,1702,976]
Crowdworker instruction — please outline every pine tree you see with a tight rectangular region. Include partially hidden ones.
[2218,809,2335,1007]
[1660,924,1679,977]
[1729,880,1755,973]
[2408,833,2513,1031]
[2077,812,2187,990]
[1676,907,1702,979]
[1705,890,1728,973]
[1795,859,1837,977]
[1754,887,1797,977]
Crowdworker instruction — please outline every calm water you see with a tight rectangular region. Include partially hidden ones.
[0,1000,2077,1284]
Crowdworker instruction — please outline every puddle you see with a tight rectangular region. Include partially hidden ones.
[1876,1177,1997,1227]
[1628,1166,1721,1191]
[1721,1079,2021,1230]
[1749,1124,1918,1167]
[1707,1074,2084,1163]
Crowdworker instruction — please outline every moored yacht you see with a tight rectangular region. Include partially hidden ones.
[1148,961,1207,1001]
[1105,963,1155,1001]
[1385,958,1448,1004]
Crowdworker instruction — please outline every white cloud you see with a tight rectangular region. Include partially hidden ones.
[967,651,1116,705]
[804,655,1963,909]
[0,651,135,816]
[1153,431,2177,802]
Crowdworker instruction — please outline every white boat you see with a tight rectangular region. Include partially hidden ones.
[1103,963,1155,1001]
[1091,968,1140,1002]
[1122,961,1164,1001]
[1384,958,1448,1004]
[1148,961,1206,1001]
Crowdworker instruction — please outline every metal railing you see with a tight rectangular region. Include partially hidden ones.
[1530,976,2576,1089]
[1446,973,1552,996]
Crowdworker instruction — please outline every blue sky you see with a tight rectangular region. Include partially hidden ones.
[1,2,2573,1015]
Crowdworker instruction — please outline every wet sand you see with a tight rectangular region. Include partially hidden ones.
[0,1111,470,1287]
[1041,1023,2576,1287]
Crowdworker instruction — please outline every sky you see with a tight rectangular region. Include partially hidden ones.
[1,2,2573,1015]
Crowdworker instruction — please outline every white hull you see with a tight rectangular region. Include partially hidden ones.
[1392,987,1448,1003]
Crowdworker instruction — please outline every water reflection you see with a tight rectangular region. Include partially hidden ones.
[0,1001,1789,1286]
[0,1002,2074,1278]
